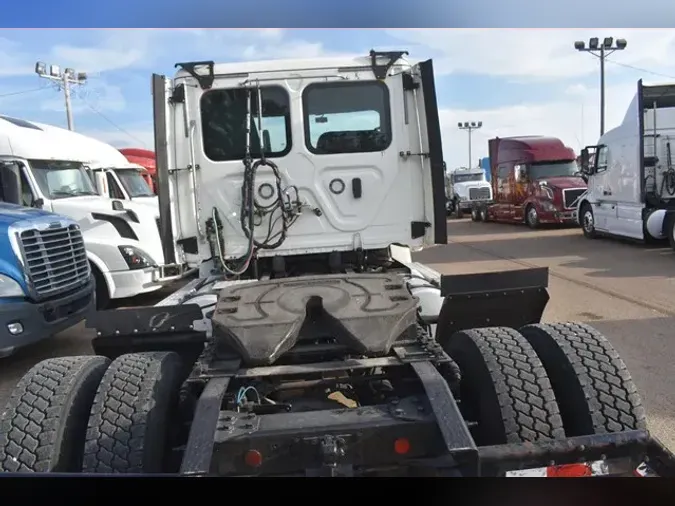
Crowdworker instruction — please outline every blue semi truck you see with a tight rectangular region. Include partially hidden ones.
[0,195,94,357]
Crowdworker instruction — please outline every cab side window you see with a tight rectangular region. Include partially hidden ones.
[595,146,609,173]
[0,162,35,206]
[106,172,125,200]
[19,169,34,207]
[497,165,509,183]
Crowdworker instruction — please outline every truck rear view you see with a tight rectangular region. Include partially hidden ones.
[0,52,672,478]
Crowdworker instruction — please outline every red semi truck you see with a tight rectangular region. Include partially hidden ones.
[118,147,157,192]
[470,136,587,228]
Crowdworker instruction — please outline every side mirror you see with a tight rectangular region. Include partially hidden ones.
[32,198,44,209]
[112,200,125,211]
[580,148,591,174]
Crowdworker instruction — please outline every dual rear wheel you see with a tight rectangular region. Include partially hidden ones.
[0,352,183,473]
[436,322,646,447]
[0,323,648,474]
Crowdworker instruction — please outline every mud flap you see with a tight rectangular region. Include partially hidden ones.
[435,267,549,339]
[86,304,207,368]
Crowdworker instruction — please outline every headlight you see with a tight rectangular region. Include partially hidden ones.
[118,246,156,270]
[0,274,24,297]
[540,201,556,211]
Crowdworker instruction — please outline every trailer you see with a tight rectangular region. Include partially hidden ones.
[0,51,673,477]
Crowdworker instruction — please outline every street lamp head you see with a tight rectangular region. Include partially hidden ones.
[616,38,627,50]
[574,40,585,51]
[589,37,599,50]
[34,61,46,76]
[463,121,470,128]
[49,64,61,77]
[470,122,476,127]
[477,121,483,128]
[457,122,463,128]
[603,37,613,49]
[77,72,88,83]
[64,68,75,78]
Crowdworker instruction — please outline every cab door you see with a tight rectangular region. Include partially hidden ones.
[495,164,512,219]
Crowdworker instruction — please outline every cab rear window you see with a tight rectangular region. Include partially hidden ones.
[302,81,392,155]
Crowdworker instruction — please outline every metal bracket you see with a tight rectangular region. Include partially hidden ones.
[369,49,409,80]
[217,411,261,437]
[175,61,215,90]
[168,163,200,174]
[399,150,430,160]
[170,83,185,104]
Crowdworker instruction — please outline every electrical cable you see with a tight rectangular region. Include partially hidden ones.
[213,84,300,276]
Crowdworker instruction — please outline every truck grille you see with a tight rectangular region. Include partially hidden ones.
[563,188,586,209]
[469,187,491,201]
[20,224,90,299]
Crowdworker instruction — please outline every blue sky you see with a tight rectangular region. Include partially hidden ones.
[2,29,675,169]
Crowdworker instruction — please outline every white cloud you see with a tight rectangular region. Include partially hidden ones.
[84,123,155,150]
[388,29,675,80]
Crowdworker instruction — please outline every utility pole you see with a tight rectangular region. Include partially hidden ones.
[573,37,627,137]
[34,62,87,131]
[458,121,482,168]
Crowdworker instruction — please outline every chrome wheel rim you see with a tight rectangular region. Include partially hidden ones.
[583,210,594,232]
[527,207,537,225]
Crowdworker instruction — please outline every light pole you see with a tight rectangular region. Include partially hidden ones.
[573,37,627,137]
[458,121,482,168]
[34,61,88,131]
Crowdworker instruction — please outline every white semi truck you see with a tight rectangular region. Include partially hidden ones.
[31,121,158,205]
[0,115,185,309]
[445,166,493,218]
[578,79,675,248]
[0,53,669,477]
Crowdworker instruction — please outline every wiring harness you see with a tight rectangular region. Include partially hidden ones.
[212,85,302,276]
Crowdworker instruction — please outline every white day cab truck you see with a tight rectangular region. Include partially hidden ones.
[0,115,187,309]
[445,166,493,219]
[0,52,671,477]
[578,79,675,249]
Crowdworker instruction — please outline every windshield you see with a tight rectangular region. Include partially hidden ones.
[29,159,98,199]
[115,169,154,197]
[528,161,579,180]
[452,173,484,183]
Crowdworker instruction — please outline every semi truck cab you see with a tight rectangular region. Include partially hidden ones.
[0,116,186,309]
[446,167,492,217]
[87,163,157,204]
[482,136,586,228]
[577,79,675,248]
[0,173,94,357]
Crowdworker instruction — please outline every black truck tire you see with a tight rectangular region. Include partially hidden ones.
[0,356,110,472]
[438,327,565,446]
[519,322,647,436]
[470,207,480,222]
[580,203,597,239]
[82,352,183,473]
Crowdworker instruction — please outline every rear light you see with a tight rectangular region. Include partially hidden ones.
[244,449,263,467]
[394,438,410,455]
[506,460,654,477]
[546,463,593,477]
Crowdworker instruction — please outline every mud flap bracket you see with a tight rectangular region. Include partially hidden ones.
[436,267,550,338]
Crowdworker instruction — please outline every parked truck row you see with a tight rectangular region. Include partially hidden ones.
[0,114,188,356]
[461,79,675,255]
